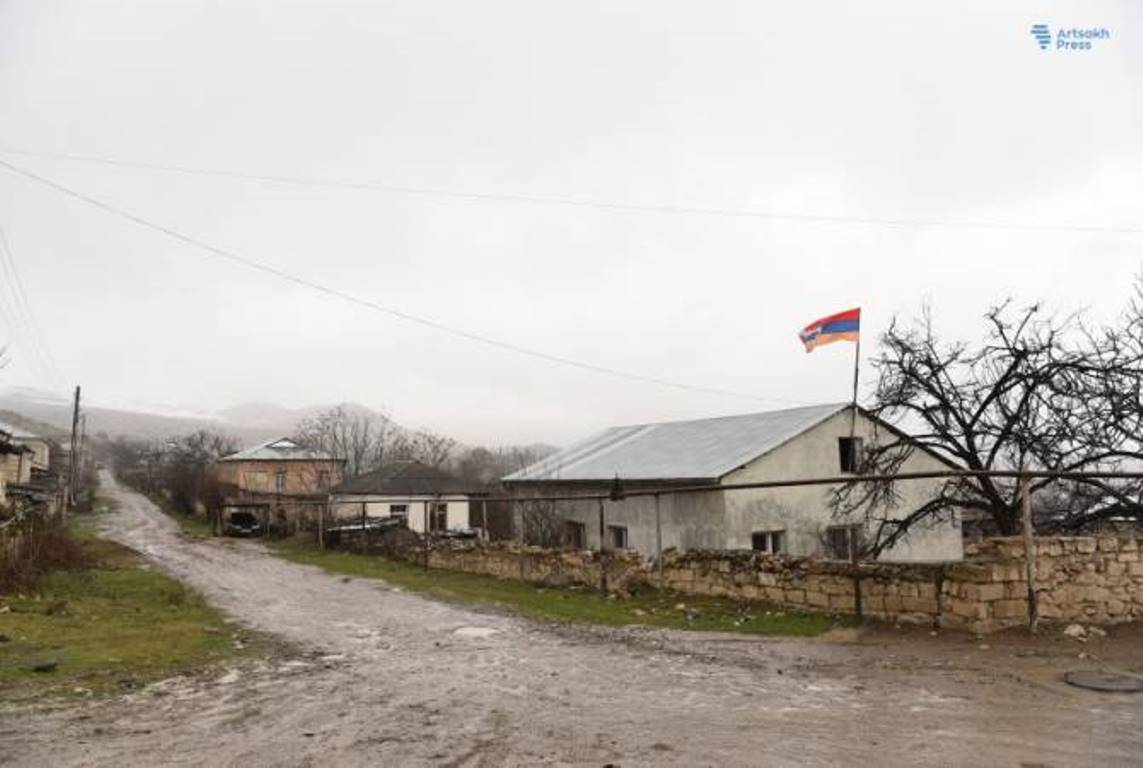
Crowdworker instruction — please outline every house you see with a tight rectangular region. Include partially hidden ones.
[0,420,51,474]
[0,428,34,505]
[214,438,345,531]
[0,427,35,488]
[0,420,64,514]
[502,403,964,562]
[330,460,485,534]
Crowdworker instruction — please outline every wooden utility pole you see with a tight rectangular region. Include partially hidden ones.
[66,385,81,512]
[1020,476,1039,632]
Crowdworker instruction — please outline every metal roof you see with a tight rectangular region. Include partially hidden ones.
[503,403,850,483]
[218,437,342,463]
[332,460,480,496]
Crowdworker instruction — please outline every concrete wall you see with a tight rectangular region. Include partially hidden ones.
[10,438,49,472]
[509,485,727,554]
[721,409,964,562]
[0,452,31,486]
[330,493,471,532]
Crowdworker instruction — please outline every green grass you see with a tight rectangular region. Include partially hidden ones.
[271,540,852,637]
[0,533,241,702]
[145,495,216,540]
[91,495,120,515]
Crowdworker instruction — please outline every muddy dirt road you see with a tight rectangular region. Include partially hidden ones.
[2,476,1141,766]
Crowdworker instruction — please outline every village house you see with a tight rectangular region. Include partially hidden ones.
[0,428,34,505]
[214,437,345,532]
[330,460,485,534]
[0,419,51,475]
[502,403,964,562]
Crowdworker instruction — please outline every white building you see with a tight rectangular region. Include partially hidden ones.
[330,460,483,534]
[503,403,964,562]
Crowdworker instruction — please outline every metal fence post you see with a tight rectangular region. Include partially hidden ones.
[1020,475,1039,632]
[598,497,607,593]
[654,493,663,590]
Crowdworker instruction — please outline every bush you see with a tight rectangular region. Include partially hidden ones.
[0,514,92,593]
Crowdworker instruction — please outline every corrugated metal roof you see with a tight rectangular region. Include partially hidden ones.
[503,403,849,483]
[332,460,479,496]
[218,437,341,463]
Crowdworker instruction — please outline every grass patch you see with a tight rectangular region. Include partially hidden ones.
[0,533,240,702]
[145,495,216,540]
[167,512,216,540]
[91,495,120,515]
[271,540,852,637]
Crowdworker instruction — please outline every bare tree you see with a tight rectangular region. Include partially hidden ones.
[455,444,557,486]
[519,498,570,548]
[389,428,456,468]
[831,295,1143,556]
[294,405,392,477]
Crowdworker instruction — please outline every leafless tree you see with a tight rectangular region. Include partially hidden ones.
[389,428,456,468]
[831,294,1143,556]
[519,498,570,548]
[455,444,557,486]
[294,405,393,477]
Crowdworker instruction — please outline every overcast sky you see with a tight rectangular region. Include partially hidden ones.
[0,1,1140,446]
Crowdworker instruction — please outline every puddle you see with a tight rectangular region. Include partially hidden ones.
[453,626,499,639]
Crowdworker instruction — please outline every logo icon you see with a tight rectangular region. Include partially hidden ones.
[1031,23,1052,50]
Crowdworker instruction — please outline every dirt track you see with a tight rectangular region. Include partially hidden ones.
[2,475,1142,767]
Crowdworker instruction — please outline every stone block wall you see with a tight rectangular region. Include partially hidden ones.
[661,536,1143,633]
[373,535,1143,634]
[414,539,646,592]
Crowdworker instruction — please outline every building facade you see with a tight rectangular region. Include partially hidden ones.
[214,437,345,531]
[503,404,964,563]
[330,460,483,534]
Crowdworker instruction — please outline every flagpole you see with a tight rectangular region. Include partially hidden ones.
[850,335,860,439]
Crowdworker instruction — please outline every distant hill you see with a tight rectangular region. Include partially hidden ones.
[0,389,559,462]
[0,388,279,445]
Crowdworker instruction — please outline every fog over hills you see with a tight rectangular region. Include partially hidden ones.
[0,388,557,458]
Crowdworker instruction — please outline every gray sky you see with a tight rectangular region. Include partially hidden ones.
[0,1,1140,446]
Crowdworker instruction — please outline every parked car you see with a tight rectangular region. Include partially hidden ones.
[223,511,261,537]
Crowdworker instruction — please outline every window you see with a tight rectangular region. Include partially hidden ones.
[838,436,864,473]
[430,502,448,531]
[826,524,864,560]
[245,471,269,492]
[751,530,786,554]
[607,525,628,550]
[389,504,409,519]
[274,470,287,492]
[564,520,586,549]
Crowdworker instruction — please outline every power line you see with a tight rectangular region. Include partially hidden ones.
[0,156,807,407]
[2,146,1141,236]
[0,219,60,385]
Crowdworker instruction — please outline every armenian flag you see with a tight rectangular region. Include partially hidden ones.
[798,308,860,352]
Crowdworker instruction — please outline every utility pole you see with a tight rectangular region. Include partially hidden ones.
[79,414,88,481]
[66,385,81,512]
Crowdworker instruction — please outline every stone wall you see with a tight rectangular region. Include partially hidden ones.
[660,536,1143,633]
[369,535,1143,634]
[410,539,646,592]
